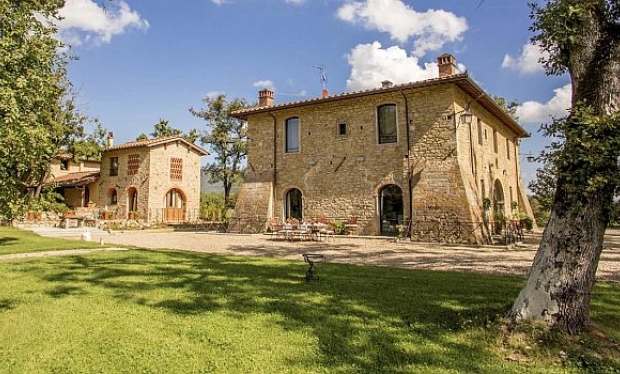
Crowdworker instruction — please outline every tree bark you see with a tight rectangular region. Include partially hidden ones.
[509,1,620,333]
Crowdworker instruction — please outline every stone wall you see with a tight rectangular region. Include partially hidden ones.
[147,141,202,221]
[237,83,533,239]
[97,141,202,222]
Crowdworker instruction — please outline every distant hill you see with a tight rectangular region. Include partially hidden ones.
[200,172,241,193]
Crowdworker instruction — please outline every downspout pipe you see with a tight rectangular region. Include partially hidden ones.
[400,90,414,238]
[269,112,277,219]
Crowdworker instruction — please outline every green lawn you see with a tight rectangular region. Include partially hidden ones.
[0,226,103,255]
[0,230,618,373]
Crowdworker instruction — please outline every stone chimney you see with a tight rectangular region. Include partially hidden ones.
[106,132,114,148]
[258,89,274,107]
[437,53,456,78]
[381,80,394,89]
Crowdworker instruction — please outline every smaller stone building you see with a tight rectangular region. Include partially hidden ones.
[231,54,534,242]
[99,135,208,221]
[45,135,208,223]
[46,155,101,208]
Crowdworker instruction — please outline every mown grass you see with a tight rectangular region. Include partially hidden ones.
[0,246,619,374]
[0,226,103,255]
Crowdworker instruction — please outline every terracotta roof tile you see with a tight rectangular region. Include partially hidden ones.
[46,171,100,187]
[106,136,209,155]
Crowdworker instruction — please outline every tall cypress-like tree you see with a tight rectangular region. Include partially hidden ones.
[509,0,620,333]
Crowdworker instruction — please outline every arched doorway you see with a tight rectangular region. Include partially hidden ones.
[492,179,505,232]
[285,188,303,221]
[164,188,186,222]
[380,184,403,235]
[106,188,118,206]
[127,187,138,219]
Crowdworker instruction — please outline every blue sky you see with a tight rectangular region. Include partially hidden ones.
[59,0,571,187]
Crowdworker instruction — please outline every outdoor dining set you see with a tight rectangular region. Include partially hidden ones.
[269,217,337,242]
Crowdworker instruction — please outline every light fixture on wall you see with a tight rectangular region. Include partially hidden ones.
[356,156,365,163]
[459,111,473,125]
[520,152,536,163]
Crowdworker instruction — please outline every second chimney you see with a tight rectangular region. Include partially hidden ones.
[437,53,456,78]
[258,89,274,107]
[106,132,114,148]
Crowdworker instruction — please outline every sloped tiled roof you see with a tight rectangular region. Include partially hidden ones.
[231,73,529,138]
[45,171,100,187]
[106,136,209,155]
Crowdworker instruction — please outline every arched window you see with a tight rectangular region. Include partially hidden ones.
[377,104,397,144]
[285,117,300,153]
[379,184,403,235]
[285,188,303,221]
[164,188,185,208]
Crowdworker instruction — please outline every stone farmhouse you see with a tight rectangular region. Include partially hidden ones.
[231,54,534,242]
[46,135,208,222]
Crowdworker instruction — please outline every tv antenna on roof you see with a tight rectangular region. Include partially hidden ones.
[313,64,327,90]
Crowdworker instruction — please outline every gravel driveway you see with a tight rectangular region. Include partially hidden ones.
[87,229,620,282]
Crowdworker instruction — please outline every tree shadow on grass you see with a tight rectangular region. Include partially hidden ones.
[0,237,18,247]
[34,249,522,373]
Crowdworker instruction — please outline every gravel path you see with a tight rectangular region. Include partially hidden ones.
[76,230,620,282]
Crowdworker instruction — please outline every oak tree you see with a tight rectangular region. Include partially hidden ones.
[508,0,620,333]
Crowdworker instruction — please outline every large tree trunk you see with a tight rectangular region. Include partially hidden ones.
[509,1,620,333]
[508,186,611,333]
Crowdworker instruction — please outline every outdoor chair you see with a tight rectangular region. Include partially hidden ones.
[268,217,286,240]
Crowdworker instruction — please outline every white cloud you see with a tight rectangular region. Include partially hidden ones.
[517,84,572,124]
[57,0,149,46]
[337,0,467,57]
[211,0,228,5]
[345,41,465,91]
[502,43,548,74]
[253,80,274,89]
[285,0,305,4]
[206,91,224,99]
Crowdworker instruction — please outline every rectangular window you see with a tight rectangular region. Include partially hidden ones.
[170,157,183,181]
[378,104,397,144]
[493,129,498,153]
[477,120,483,146]
[127,154,140,175]
[506,138,511,159]
[285,117,300,153]
[481,179,486,200]
[110,157,118,176]
[338,123,347,136]
[60,159,69,171]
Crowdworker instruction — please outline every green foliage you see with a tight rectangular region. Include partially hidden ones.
[493,96,520,121]
[0,1,66,220]
[332,221,347,235]
[199,192,227,220]
[529,196,551,227]
[191,94,248,207]
[138,118,199,143]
